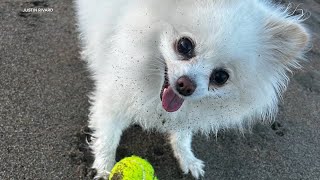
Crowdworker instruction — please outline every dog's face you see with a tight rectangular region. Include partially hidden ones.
[157,1,309,114]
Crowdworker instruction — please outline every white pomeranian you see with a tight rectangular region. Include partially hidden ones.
[75,0,310,179]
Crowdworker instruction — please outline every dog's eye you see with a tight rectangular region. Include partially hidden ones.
[210,69,229,86]
[176,37,194,59]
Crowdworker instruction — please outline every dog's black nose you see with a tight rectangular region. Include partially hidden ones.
[176,76,196,96]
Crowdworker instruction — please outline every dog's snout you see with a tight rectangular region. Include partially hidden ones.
[176,76,196,96]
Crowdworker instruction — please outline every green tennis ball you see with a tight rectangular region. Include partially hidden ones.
[109,156,158,180]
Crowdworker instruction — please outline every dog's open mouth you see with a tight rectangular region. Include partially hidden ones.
[160,66,184,112]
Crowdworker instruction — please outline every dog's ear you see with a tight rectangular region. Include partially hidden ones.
[262,17,310,67]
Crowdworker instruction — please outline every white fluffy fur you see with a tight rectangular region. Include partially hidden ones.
[75,0,310,179]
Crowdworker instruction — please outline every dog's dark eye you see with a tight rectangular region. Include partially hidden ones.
[210,69,229,86]
[176,37,194,59]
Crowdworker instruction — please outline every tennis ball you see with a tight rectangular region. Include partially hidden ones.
[109,156,158,180]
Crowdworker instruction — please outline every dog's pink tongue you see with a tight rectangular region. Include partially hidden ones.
[162,86,184,112]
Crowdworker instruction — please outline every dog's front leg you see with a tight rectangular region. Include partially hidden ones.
[169,131,205,179]
[89,108,129,179]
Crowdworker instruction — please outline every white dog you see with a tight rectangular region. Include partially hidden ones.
[75,0,310,179]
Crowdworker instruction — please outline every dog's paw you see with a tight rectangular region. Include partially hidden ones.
[92,159,114,180]
[93,173,108,180]
[179,157,205,179]
[92,168,110,180]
